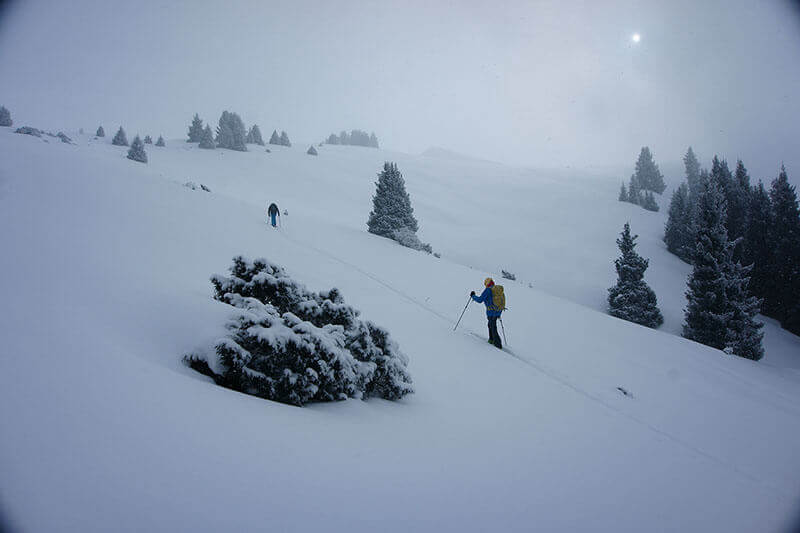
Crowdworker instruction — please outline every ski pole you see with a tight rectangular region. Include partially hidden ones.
[499,318,507,345]
[453,296,472,331]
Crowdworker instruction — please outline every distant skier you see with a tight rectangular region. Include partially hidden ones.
[267,202,280,227]
[471,277,505,349]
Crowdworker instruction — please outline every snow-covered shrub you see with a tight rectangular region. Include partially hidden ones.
[0,105,12,127]
[14,126,42,137]
[144,135,153,144]
[56,132,73,144]
[391,227,432,254]
[127,135,147,163]
[184,181,211,192]
[187,256,413,406]
[112,126,128,146]
[501,270,516,281]
[307,145,318,156]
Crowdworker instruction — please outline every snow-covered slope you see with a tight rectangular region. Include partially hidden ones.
[1,127,799,532]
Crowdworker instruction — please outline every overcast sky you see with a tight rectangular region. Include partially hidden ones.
[1,0,799,181]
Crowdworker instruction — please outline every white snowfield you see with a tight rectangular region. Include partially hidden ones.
[1,127,799,533]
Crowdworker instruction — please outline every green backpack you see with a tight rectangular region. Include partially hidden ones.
[490,285,506,311]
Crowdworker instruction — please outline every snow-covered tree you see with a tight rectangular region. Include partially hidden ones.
[369,132,379,148]
[187,113,204,143]
[112,126,128,146]
[367,162,419,238]
[247,124,265,145]
[186,256,413,406]
[684,147,701,203]
[127,135,147,163]
[279,130,291,147]
[95,126,105,137]
[741,181,773,302]
[627,173,641,205]
[607,222,663,328]
[307,145,318,156]
[326,133,339,145]
[633,147,666,194]
[199,124,215,149]
[269,129,280,145]
[767,164,800,331]
[664,183,693,262]
[143,135,153,144]
[642,191,659,212]
[339,130,349,145]
[0,105,12,127]
[155,135,165,147]
[681,174,762,358]
[618,182,628,202]
[215,111,247,151]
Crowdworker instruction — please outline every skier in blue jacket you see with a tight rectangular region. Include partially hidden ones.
[471,277,503,349]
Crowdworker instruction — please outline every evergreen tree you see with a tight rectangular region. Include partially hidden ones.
[280,130,291,147]
[741,181,773,302]
[684,146,701,203]
[269,129,280,145]
[369,132,379,148]
[723,260,764,360]
[0,105,12,127]
[127,135,147,163]
[247,124,265,145]
[367,162,419,237]
[326,133,339,145]
[144,135,153,144]
[633,147,666,194]
[307,145,318,156]
[728,160,752,251]
[618,182,628,202]
[95,126,105,137]
[339,130,349,145]
[187,113,204,142]
[664,183,693,261]
[112,126,129,146]
[767,165,800,328]
[199,124,215,149]
[607,222,663,328]
[627,173,641,205]
[155,135,165,147]
[642,191,659,212]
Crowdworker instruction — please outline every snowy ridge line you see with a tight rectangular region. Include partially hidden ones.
[275,227,454,324]
[275,224,782,499]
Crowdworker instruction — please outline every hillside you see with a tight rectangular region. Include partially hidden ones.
[1,126,799,532]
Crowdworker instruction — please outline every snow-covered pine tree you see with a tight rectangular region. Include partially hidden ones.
[0,105,12,127]
[199,124,215,149]
[280,130,291,147]
[683,176,731,349]
[339,130,349,145]
[633,146,666,194]
[618,182,628,202]
[144,135,153,144]
[741,181,772,303]
[326,133,339,145]
[307,145,318,156]
[127,135,147,163]
[767,164,800,331]
[642,191,659,212]
[369,132,379,148]
[247,125,264,145]
[627,174,641,205]
[664,183,693,261]
[723,259,764,360]
[95,125,105,137]
[684,146,701,203]
[112,126,129,146]
[187,113,204,142]
[607,222,663,328]
[367,162,419,238]
[155,135,165,147]
[269,129,280,145]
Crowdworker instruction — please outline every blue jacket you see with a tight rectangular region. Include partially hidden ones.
[472,286,502,317]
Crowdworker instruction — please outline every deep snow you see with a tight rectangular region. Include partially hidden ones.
[1,126,799,532]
